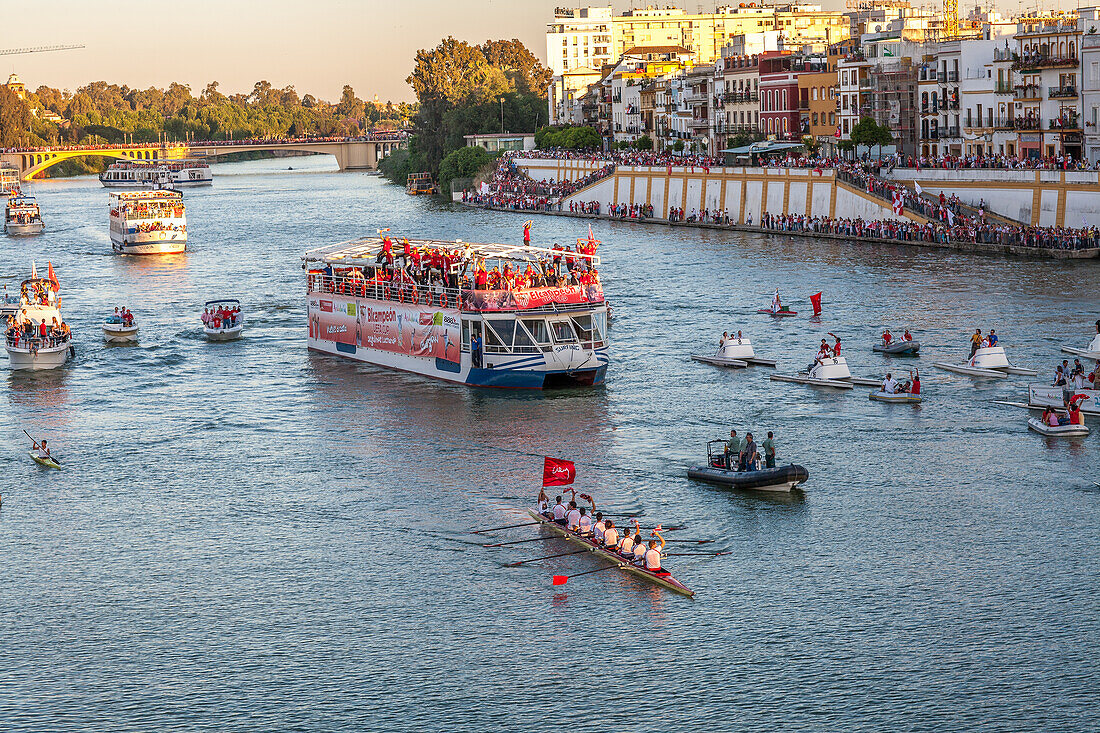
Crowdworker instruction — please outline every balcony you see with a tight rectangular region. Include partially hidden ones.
[942,126,961,138]
[1013,55,1079,71]
[947,71,958,82]
[690,117,710,129]
[1014,84,1041,101]
[926,129,939,139]
[1049,86,1078,99]
[799,99,809,110]
[921,104,940,115]
[994,82,1014,95]
[937,71,946,82]
[1050,116,1081,130]
[993,48,1016,62]
[945,99,960,110]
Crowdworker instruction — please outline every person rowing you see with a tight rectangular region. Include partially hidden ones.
[552,495,568,525]
[577,506,592,534]
[565,500,581,531]
[619,521,641,558]
[591,511,606,542]
[537,488,550,515]
[601,519,618,549]
[642,526,668,575]
[31,437,51,460]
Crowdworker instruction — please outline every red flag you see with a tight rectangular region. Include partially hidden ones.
[810,292,822,316]
[542,457,576,487]
[47,261,59,292]
[812,167,823,175]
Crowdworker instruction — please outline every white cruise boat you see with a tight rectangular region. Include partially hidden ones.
[302,235,609,389]
[109,190,187,254]
[5,195,45,235]
[100,159,213,188]
[5,268,72,370]
[0,162,19,197]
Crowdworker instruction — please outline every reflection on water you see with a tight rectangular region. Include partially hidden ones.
[0,159,1098,731]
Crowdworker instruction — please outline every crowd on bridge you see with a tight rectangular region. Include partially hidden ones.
[1,131,408,155]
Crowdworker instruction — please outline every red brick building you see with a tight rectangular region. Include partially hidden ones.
[759,52,800,140]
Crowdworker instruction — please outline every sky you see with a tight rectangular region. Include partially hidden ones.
[4,0,1032,103]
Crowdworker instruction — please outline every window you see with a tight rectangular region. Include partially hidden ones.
[485,319,514,350]
[551,320,576,343]
[812,112,818,125]
[829,112,835,125]
[811,87,818,101]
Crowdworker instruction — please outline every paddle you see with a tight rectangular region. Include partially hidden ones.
[23,429,60,465]
[552,563,623,585]
[473,521,540,534]
[506,549,589,567]
[482,536,550,548]
[665,551,730,557]
[663,539,714,545]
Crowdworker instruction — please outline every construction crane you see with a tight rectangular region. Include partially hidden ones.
[0,44,84,57]
[943,0,959,39]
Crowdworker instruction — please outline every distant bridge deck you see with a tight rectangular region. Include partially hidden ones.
[1,136,408,180]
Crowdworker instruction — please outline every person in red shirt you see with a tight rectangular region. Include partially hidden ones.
[828,332,841,357]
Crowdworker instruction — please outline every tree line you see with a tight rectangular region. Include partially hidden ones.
[0,80,415,175]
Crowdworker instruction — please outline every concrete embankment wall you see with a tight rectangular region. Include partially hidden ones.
[515,158,906,225]
[884,168,1100,228]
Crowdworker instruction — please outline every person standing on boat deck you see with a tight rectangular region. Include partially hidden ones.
[1054,365,1067,387]
[970,329,983,358]
[719,331,728,348]
[988,329,998,347]
[762,431,776,469]
[470,331,483,368]
[910,369,920,395]
[725,430,744,469]
[552,496,568,525]
[739,433,759,472]
[828,333,841,357]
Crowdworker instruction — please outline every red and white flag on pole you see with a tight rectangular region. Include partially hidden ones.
[542,457,576,487]
[47,261,59,291]
[892,191,904,216]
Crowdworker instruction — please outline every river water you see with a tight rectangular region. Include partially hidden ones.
[2,156,1098,731]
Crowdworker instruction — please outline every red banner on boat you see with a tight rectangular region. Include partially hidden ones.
[308,295,461,362]
[543,457,576,487]
[465,284,603,312]
[810,292,822,316]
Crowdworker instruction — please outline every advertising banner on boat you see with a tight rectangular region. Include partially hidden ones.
[464,284,603,312]
[309,297,461,362]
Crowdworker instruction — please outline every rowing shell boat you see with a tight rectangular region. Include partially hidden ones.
[29,451,61,470]
[526,509,694,597]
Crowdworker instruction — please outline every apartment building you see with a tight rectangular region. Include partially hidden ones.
[759,52,800,139]
[796,56,836,143]
[546,7,615,76]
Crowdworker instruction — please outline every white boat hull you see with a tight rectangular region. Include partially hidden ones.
[110,230,187,255]
[933,362,1009,378]
[1028,417,1089,437]
[692,354,748,368]
[6,341,70,370]
[6,222,44,235]
[869,390,922,403]
[770,373,854,389]
[1061,346,1100,360]
[102,324,139,343]
[204,324,244,341]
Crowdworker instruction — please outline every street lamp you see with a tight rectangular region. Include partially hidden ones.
[500,97,505,134]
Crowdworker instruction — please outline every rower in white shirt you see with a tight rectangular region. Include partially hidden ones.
[577,507,592,534]
[632,536,647,565]
[643,527,667,574]
[601,519,618,549]
[552,496,568,525]
[537,489,550,515]
[566,502,581,531]
[882,372,898,394]
[591,512,606,543]
[618,528,636,557]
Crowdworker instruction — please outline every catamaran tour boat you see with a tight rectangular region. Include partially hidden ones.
[933,345,1037,379]
[770,353,880,390]
[202,299,244,341]
[687,440,809,493]
[109,190,187,254]
[5,195,44,235]
[0,162,20,197]
[100,159,213,188]
[692,333,775,369]
[4,270,72,370]
[302,236,609,389]
[1061,321,1100,361]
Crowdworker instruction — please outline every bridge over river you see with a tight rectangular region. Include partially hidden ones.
[0,135,407,180]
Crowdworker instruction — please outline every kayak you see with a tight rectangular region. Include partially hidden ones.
[29,451,61,470]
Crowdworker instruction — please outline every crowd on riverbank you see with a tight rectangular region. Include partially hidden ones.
[461,150,1099,253]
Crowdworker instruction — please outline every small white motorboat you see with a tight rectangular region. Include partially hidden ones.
[933,346,1036,379]
[771,356,863,389]
[202,298,244,341]
[102,316,139,344]
[1061,322,1100,361]
[873,338,920,355]
[1028,417,1089,437]
[692,335,775,369]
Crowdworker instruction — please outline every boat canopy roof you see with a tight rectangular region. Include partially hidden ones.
[110,189,184,202]
[205,298,240,307]
[7,195,37,204]
[302,236,599,269]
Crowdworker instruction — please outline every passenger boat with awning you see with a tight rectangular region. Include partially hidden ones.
[5,196,44,235]
[109,190,187,254]
[302,235,609,389]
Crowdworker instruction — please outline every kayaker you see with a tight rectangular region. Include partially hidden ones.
[32,438,50,459]
[762,431,776,469]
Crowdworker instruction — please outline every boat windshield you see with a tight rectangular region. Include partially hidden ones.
[551,320,577,343]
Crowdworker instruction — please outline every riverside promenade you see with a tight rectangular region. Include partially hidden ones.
[461,203,1100,259]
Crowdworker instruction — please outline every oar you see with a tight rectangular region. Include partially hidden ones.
[665,551,730,557]
[472,521,540,534]
[482,536,550,548]
[506,549,589,567]
[23,428,60,465]
[552,563,623,586]
[663,539,714,545]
